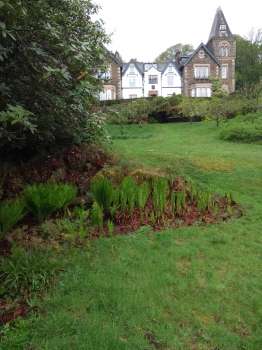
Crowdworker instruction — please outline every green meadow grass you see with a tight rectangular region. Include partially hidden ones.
[1,122,262,350]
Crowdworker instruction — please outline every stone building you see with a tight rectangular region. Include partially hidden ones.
[180,7,236,97]
[99,7,236,100]
[99,51,122,101]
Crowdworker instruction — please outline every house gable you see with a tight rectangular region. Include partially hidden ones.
[183,43,220,67]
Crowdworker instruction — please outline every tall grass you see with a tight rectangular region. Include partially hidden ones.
[0,199,26,238]
[152,177,169,217]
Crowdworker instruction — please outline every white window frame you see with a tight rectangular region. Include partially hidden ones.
[194,65,209,79]
[167,75,174,86]
[129,77,137,87]
[221,65,228,79]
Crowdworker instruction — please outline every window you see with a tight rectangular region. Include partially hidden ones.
[198,50,205,59]
[191,87,211,97]
[221,65,228,79]
[219,31,228,37]
[220,24,227,30]
[167,75,174,86]
[129,77,137,87]
[219,46,229,56]
[129,94,137,99]
[194,66,209,79]
[129,64,135,74]
[149,75,158,84]
[168,65,173,73]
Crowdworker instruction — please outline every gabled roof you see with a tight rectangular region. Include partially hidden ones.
[122,59,144,75]
[182,42,220,66]
[122,60,181,76]
[159,61,181,76]
[208,7,233,41]
[108,51,122,65]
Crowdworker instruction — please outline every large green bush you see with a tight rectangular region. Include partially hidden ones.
[0,0,108,157]
[220,113,262,143]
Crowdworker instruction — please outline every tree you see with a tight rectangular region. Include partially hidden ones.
[0,0,109,157]
[155,43,194,63]
[235,30,262,96]
[209,78,228,127]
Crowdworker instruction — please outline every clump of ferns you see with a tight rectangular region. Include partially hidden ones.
[152,177,169,219]
[196,190,217,212]
[171,190,186,216]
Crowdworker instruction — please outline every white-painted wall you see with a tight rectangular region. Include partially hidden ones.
[122,64,143,99]
[121,62,182,99]
[143,66,162,97]
[161,64,182,96]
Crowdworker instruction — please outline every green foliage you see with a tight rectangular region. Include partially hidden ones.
[40,207,89,240]
[220,113,262,143]
[152,177,169,217]
[107,220,114,237]
[0,246,59,298]
[155,43,194,63]
[136,182,151,210]
[236,32,262,96]
[119,176,138,212]
[24,183,77,222]
[91,176,115,213]
[196,191,212,212]
[0,199,26,238]
[90,201,104,229]
[171,191,186,215]
[0,0,109,156]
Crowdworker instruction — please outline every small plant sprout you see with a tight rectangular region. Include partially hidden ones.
[90,201,104,230]
[107,220,115,237]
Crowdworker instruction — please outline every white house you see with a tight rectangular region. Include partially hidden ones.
[121,61,144,99]
[121,60,182,99]
[161,63,182,97]
[143,64,162,97]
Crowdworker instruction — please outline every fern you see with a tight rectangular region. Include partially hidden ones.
[0,199,26,238]
[90,201,104,229]
[24,183,77,222]
[152,177,169,217]
[136,182,150,210]
[90,176,114,213]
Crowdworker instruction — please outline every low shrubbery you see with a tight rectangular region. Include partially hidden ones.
[0,246,59,299]
[220,112,262,143]
[101,95,258,125]
[0,200,26,239]
[89,174,240,233]
[24,183,77,222]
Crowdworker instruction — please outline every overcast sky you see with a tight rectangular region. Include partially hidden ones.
[95,0,262,62]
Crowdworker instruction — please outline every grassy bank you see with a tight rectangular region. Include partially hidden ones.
[1,122,262,350]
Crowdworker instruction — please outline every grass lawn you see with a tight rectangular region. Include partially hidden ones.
[1,122,262,349]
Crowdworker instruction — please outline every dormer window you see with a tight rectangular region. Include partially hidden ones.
[220,24,227,30]
[129,64,135,74]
